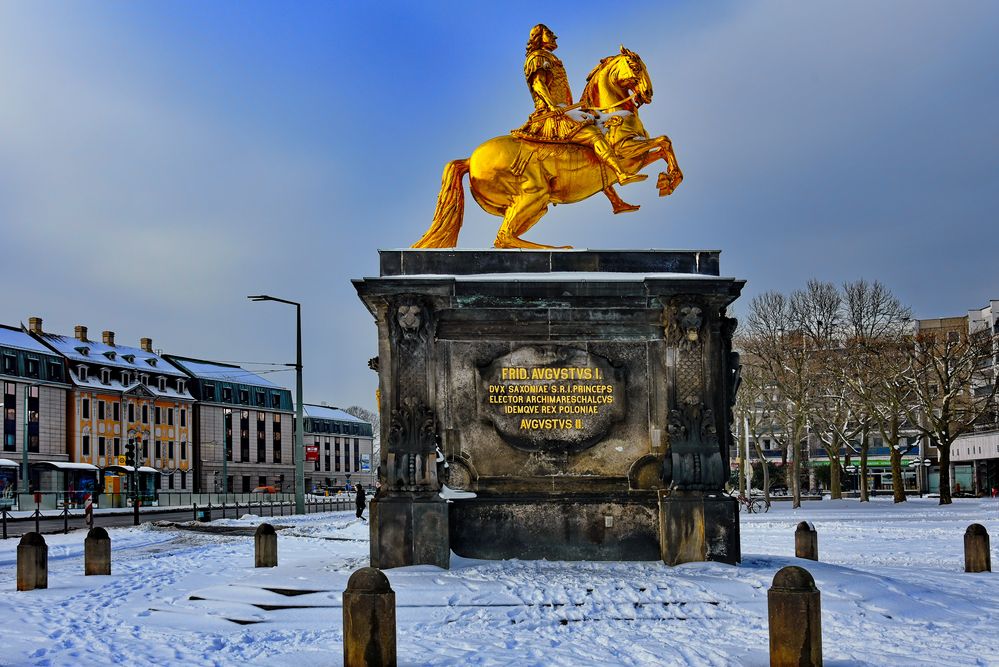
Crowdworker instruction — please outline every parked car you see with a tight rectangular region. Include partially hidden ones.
[251,485,279,494]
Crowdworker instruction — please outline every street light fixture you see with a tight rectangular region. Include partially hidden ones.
[907,458,932,497]
[248,294,305,514]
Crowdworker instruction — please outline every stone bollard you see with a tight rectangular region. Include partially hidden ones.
[343,567,396,667]
[964,523,991,573]
[84,527,112,576]
[17,532,48,591]
[255,523,278,568]
[795,521,818,561]
[768,566,822,667]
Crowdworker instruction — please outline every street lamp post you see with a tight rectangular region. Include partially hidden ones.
[908,458,932,497]
[248,295,305,514]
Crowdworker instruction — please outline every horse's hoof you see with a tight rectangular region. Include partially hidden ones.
[613,203,641,214]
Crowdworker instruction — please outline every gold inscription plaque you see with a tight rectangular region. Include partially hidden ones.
[479,347,625,453]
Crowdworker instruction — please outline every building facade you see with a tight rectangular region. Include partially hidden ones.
[34,321,196,494]
[302,404,375,491]
[0,321,70,492]
[164,356,294,494]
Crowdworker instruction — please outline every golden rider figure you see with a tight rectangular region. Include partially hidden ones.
[513,24,648,189]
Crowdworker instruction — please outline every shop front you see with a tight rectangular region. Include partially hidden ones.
[0,459,18,509]
[31,461,100,508]
[102,465,162,506]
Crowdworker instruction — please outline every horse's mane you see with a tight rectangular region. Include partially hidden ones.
[579,55,616,108]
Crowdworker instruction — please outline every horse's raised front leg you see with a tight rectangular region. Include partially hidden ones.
[645,135,682,197]
[494,191,570,249]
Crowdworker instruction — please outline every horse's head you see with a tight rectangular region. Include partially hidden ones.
[581,47,653,110]
[616,46,653,106]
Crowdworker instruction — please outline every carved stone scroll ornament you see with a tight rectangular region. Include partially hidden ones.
[386,398,438,492]
[661,400,724,491]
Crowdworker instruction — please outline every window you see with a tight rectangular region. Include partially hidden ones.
[354,438,360,471]
[113,437,120,457]
[240,410,250,461]
[344,439,351,472]
[239,389,249,405]
[98,400,105,420]
[222,387,232,402]
[48,362,62,381]
[272,413,282,463]
[271,393,281,409]
[142,404,148,424]
[154,406,161,424]
[224,409,233,461]
[180,471,187,490]
[78,366,88,382]
[259,476,267,488]
[256,391,265,406]
[204,383,216,400]
[168,441,174,459]
[324,444,331,473]
[168,408,174,426]
[27,386,39,452]
[25,358,39,378]
[257,412,266,463]
[168,473,174,490]
[128,402,135,422]
[181,408,187,427]
[3,382,16,451]
[2,354,14,374]
[177,379,185,394]
[113,401,120,421]
[335,438,341,472]
[121,372,131,386]
[98,436,106,456]
[82,435,90,456]
[142,440,148,458]
[82,397,91,419]
[158,377,166,392]
[180,441,187,460]
[242,476,251,493]
[155,440,161,459]
[100,368,111,385]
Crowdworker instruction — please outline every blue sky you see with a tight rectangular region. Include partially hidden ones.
[1,1,997,410]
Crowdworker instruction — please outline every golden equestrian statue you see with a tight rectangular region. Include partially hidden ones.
[413,24,683,250]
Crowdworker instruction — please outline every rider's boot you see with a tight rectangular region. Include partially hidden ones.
[603,186,641,214]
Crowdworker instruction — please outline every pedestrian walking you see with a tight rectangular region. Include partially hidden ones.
[355,484,366,520]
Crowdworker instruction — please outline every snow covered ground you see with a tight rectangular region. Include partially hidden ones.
[0,498,996,666]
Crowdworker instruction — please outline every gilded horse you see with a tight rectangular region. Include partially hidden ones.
[413,47,682,249]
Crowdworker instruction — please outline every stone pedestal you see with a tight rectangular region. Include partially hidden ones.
[355,249,744,566]
[17,532,48,591]
[343,567,396,667]
[84,527,111,576]
[255,523,278,568]
[659,491,740,565]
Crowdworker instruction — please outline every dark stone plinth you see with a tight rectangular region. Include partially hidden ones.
[355,249,744,567]
[17,532,48,591]
[450,493,660,561]
[369,496,449,570]
[965,523,991,573]
[795,521,818,561]
[768,566,822,667]
[343,567,396,667]
[255,523,278,568]
[659,492,740,565]
[378,249,721,277]
[84,527,111,576]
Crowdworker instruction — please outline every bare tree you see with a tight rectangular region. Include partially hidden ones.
[734,352,779,503]
[743,291,813,508]
[902,325,998,504]
[841,280,913,502]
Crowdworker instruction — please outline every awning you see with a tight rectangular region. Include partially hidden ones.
[0,458,19,469]
[32,461,100,471]
[103,465,163,474]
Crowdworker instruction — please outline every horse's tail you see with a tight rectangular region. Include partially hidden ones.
[412,158,470,248]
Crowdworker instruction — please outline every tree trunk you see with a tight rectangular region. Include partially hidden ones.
[829,451,842,499]
[738,447,746,496]
[859,430,870,503]
[791,420,802,509]
[889,445,906,503]
[754,442,771,504]
[938,440,952,505]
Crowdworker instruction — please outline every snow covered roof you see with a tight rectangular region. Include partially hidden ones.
[38,333,186,377]
[33,461,99,471]
[0,325,58,355]
[70,376,194,401]
[304,404,368,424]
[0,458,19,468]
[166,356,286,390]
